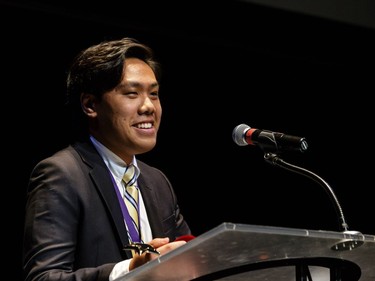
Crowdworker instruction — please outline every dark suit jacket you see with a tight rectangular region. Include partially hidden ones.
[23,141,191,281]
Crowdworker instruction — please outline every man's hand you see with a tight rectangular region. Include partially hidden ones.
[129,237,186,270]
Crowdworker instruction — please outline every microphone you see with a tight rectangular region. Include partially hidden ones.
[232,124,308,153]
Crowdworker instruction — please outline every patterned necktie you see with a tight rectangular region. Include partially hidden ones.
[122,164,140,241]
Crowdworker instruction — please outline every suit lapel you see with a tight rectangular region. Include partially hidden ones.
[74,142,166,251]
[74,142,131,256]
[137,173,165,237]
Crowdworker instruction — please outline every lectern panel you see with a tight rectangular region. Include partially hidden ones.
[121,223,375,281]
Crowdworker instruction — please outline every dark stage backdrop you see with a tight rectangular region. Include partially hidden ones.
[3,1,374,279]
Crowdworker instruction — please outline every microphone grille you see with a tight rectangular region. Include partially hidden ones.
[232,124,250,146]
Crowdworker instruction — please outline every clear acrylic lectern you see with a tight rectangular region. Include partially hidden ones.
[120,222,375,281]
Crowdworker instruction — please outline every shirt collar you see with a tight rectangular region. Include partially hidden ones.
[89,135,140,181]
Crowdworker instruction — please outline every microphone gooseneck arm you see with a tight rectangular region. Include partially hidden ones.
[264,152,349,232]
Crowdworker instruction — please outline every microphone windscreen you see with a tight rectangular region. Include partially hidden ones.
[232,124,250,146]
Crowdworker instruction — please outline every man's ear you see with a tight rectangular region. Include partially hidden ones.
[81,93,96,115]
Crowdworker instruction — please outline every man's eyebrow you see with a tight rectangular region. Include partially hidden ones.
[116,81,159,90]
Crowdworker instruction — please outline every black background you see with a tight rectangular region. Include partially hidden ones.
[3,1,374,278]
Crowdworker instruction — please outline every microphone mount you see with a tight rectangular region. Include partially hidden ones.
[264,152,350,231]
[264,152,364,251]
